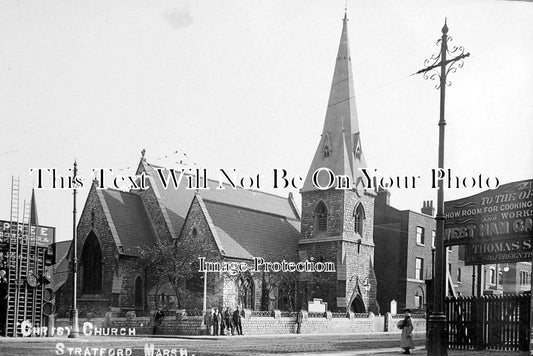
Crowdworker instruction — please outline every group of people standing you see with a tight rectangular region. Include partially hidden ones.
[206,306,243,336]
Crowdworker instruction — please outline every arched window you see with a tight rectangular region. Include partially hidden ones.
[315,202,328,233]
[414,286,425,309]
[191,228,198,238]
[350,294,366,313]
[82,232,102,294]
[134,276,144,309]
[354,204,365,236]
[324,145,330,158]
[277,286,295,311]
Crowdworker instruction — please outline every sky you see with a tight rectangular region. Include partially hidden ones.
[1,0,532,242]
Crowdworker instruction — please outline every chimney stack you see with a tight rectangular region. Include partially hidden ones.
[421,200,435,216]
[376,187,391,206]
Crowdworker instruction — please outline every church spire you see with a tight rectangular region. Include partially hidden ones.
[302,13,366,192]
[30,188,39,225]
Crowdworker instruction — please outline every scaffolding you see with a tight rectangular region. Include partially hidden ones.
[1,177,54,337]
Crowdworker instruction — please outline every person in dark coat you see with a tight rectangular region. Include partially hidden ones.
[224,308,233,336]
[205,308,214,335]
[296,309,304,334]
[233,306,243,335]
[152,309,165,335]
[398,309,415,354]
[218,307,225,336]
[212,308,219,336]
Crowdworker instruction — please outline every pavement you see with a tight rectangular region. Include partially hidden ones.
[0,331,419,342]
[275,350,527,356]
[0,332,528,356]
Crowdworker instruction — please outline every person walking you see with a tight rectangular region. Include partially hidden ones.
[398,309,415,354]
[233,306,243,335]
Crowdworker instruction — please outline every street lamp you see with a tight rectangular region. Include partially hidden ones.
[415,20,470,356]
[200,269,208,334]
[69,160,80,338]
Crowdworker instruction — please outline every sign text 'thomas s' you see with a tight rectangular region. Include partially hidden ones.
[444,179,533,265]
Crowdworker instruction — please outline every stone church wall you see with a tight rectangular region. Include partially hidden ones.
[57,184,123,317]
[116,257,148,312]
[298,188,378,313]
[54,312,426,335]
[301,190,345,239]
[178,197,263,311]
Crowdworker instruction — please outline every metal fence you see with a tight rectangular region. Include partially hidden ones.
[279,311,298,318]
[308,312,326,318]
[446,293,530,351]
[251,310,274,317]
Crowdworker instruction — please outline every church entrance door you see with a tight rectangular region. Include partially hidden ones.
[350,294,365,313]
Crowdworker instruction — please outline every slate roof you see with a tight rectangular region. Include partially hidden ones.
[142,162,300,240]
[54,240,71,263]
[98,189,157,256]
[202,200,300,260]
[52,240,72,291]
[139,161,301,260]
[93,160,301,260]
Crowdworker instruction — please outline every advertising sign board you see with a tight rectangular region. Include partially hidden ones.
[444,179,533,265]
[0,220,56,248]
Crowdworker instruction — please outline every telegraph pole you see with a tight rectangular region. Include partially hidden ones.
[415,20,469,356]
[69,160,80,338]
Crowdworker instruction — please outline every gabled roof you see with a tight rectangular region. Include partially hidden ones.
[190,194,254,260]
[98,189,158,256]
[201,199,300,260]
[140,161,300,241]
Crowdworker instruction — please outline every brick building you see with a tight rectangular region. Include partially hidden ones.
[374,189,475,313]
[480,261,531,295]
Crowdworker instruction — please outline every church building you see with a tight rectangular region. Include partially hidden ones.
[298,12,378,313]
[57,13,379,317]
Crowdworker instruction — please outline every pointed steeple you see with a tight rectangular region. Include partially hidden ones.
[30,188,39,225]
[302,13,367,192]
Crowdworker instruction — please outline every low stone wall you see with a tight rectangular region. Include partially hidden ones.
[386,313,426,333]
[242,311,384,335]
[53,312,425,336]
[54,316,203,336]
[158,317,204,335]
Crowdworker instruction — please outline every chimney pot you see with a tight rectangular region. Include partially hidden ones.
[421,200,435,216]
